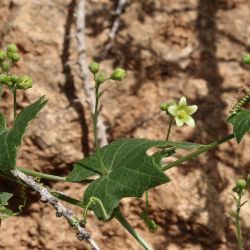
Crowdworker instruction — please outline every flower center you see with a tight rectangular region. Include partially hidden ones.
[177,110,187,120]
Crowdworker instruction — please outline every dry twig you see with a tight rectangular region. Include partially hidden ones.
[102,0,127,57]
[11,169,100,250]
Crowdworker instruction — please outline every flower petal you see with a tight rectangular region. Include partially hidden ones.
[186,105,198,115]
[184,116,195,127]
[178,96,187,108]
[175,117,184,127]
[167,104,178,116]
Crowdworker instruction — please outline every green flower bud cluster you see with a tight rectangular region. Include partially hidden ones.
[0,74,32,90]
[0,44,33,90]
[0,43,21,73]
[88,62,127,86]
[232,177,250,194]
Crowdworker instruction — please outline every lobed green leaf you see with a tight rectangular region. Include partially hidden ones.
[67,138,204,220]
[227,109,250,143]
[0,96,47,171]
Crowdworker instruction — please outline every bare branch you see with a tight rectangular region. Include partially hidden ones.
[75,0,108,147]
[103,0,128,56]
[11,169,100,250]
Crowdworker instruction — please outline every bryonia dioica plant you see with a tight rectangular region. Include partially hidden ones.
[0,44,249,250]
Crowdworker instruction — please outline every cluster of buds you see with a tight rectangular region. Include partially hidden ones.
[0,44,32,90]
[88,62,127,86]
[232,175,250,194]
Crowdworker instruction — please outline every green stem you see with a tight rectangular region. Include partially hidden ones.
[235,192,244,250]
[13,87,17,119]
[93,85,100,152]
[17,166,67,182]
[50,191,85,208]
[114,207,153,250]
[166,115,173,141]
[17,166,94,183]
[162,133,235,171]
[0,84,3,103]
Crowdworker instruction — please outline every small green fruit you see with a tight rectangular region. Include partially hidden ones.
[95,73,106,86]
[0,50,6,61]
[242,54,250,65]
[10,75,19,84]
[0,73,10,85]
[10,53,21,62]
[16,75,33,90]
[1,62,11,72]
[110,68,127,81]
[160,103,169,111]
[148,219,158,233]
[7,43,18,53]
[236,179,246,190]
[89,62,99,74]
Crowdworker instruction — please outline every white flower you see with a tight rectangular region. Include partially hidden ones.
[167,96,198,127]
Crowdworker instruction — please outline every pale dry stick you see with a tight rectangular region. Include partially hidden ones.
[11,169,100,250]
[102,0,127,57]
[75,0,108,147]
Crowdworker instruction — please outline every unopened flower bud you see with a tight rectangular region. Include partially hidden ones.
[242,54,250,65]
[10,75,19,84]
[89,62,99,74]
[7,43,18,53]
[236,179,246,190]
[0,73,10,85]
[1,62,11,72]
[16,75,33,90]
[95,73,106,86]
[160,103,169,111]
[10,53,21,62]
[0,50,6,61]
[110,68,126,81]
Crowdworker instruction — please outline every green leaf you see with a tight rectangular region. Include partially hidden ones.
[227,109,250,143]
[67,139,203,182]
[0,192,15,224]
[0,96,47,171]
[0,192,13,206]
[67,139,204,220]
[0,206,15,222]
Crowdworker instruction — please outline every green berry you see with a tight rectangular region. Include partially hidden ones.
[0,73,10,85]
[160,103,169,111]
[95,73,106,86]
[9,53,21,62]
[242,54,250,65]
[7,43,18,53]
[0,50,6,61]
[16,75,33,90]
[236,179,246,190]
[89,62,99,74]
[148,219,158,233]
[109,68,127,81]
[1,62,11,72]
[10,75,19,85]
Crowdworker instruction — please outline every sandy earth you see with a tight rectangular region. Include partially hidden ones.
[0,0,250,249]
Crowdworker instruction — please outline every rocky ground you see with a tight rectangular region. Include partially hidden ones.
[0,0,250,249]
